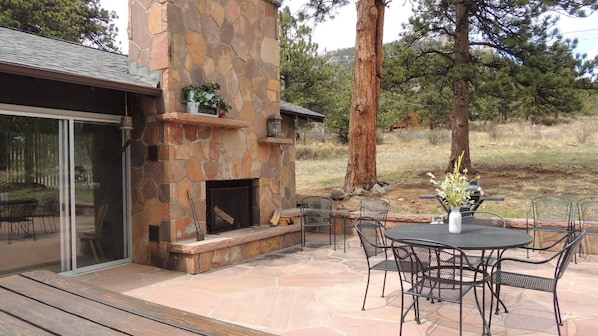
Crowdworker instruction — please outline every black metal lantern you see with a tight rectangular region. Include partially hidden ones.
[267,114,282,138]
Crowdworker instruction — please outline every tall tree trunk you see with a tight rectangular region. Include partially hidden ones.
[344,0,385,192]
[450,0,475,174]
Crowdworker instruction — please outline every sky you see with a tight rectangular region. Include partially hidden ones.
[101,0,598,58]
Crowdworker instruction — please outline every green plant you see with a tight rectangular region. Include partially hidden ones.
[182,82,231,112]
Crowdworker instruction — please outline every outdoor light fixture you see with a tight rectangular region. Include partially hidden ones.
[119,116,133,130]
[267,114,282,138]
[116,93,133,159]
[119,92,133,131]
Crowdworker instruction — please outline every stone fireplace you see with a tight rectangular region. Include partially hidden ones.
[126,0,301,273]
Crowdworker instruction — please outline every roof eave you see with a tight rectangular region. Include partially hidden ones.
[281,110,326,123]
[0,61,162,96]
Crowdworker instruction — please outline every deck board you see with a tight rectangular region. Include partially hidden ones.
[0,270,275,336]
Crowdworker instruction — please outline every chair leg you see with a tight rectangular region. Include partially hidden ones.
[361,269,371,311]
[381,269,388,298]
[89,240,99,262]
[29,219,36,241]
[343,214,352,253]
[494,282,509,315]
[8,222,14,244]
[554,292,563,336]
[399,293,405,336]
[332,225,336,251]
[554,291,563,328]
[96,240,105,260]
[301,226,305,251]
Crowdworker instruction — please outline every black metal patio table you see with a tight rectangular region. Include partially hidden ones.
[385,223,532,251]
[385,223,532,335]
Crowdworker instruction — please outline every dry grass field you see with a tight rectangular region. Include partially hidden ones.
[296,118,598,218]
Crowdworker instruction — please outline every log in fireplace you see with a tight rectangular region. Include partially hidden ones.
[206,179,255,234]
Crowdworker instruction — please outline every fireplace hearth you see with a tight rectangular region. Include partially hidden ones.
[206,179,255,234]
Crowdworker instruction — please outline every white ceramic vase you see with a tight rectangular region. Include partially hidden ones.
[448,207,462,234]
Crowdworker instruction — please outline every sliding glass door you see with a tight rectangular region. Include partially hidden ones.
[73,121,126,270]
[0,112,129,276]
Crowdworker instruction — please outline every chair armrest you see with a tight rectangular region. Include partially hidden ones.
[491,254,557,275]
[519,232,570,252]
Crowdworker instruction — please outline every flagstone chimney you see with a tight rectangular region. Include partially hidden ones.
[126,0,291,268]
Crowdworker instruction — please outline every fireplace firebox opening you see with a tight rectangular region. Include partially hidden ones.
[206,179,255,234]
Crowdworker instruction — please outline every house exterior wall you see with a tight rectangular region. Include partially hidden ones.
[126,0,290,268]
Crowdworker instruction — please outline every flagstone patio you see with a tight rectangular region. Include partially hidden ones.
[76,233,598,336]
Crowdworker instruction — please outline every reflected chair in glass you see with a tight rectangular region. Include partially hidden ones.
[77,204,108,261]
[300,196,335,251]
[391,239,489,336]
[526,196,574,257]
[489,230,585,336]
[354,216,397,310]
[344,196,390,252]
[576,197,598,256]
[0,198,39,243]
[34,194,60,234]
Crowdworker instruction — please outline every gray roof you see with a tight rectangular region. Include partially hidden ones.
[280,101,325,123]
[0,27,326,121]
[0,27,160,95]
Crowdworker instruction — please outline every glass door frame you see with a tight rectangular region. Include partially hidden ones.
[0,103,132,276]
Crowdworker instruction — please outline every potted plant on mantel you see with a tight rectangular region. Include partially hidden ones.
[182,82,232,117]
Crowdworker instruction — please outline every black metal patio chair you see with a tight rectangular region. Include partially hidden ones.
[391,239,489,336]
[576,197,598,256]
[353,216,397,310]
[344,196,390,252]
[489,230,585,336]
[525,196,575,257]
[300,196,335,251]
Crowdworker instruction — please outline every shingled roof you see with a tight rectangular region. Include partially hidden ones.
[280,101,325,123]
[0,26,325,122]
[0,26,160,95]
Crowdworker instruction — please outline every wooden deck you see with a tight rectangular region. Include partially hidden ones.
[0,270,275,336]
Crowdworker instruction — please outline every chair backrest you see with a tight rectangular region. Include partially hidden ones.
[394,238,477,298]
[461,210,505,228]
[354,216,387,259]
[44,194,60,216]
[530,196,573,225]
[358,196,390,225]
[577,197,598,226]
[555,230,585,280]
[301,196,334,224]
[391,241,416,283]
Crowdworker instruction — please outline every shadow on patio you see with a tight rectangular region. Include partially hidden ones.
[76,233,598,336]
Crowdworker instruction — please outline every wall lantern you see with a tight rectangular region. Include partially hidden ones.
[119,92,134,131]
[267,114,282,138]
[119,116,133,131]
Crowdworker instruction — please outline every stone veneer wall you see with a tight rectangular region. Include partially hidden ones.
[126,0,289,267]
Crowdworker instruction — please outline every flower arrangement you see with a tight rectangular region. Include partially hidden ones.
[427,152,479,209]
